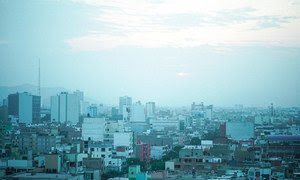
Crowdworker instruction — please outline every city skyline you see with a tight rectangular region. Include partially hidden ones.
[1,1,300,179]
[1,0,300,107]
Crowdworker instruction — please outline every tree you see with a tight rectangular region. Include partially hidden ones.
[126,158,147,171]
[202,130,219,140]
[163,145,183,161]
[190,137,201,145]
[150,160,165,171]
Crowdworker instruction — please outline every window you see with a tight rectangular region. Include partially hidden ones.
[70,162,76,167]
[101,148,105,152]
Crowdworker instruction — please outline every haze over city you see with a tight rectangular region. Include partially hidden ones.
[1,0,300,107]
[1,1,300,180]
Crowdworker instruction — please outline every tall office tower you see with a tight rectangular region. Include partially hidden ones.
[82,117,106,141]
[74,90,84,115]
[146,102,155,118]
[119,96,132,115]
[130,101,145,122]
[74,90,84,101]
[50,92,80,124]
[7,92,41,124]
[8,93,19,117]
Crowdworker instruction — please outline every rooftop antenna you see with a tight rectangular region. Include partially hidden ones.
[38,58,41,96]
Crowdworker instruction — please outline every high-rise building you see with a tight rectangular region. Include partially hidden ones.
[119,96,132,115]
[87,104,98,117]
[8,93,19,116]
[7,92,41,124]
[130,101,145,122]
[145,102,155,118]
[50,92,80,124]
[74,90,84,102]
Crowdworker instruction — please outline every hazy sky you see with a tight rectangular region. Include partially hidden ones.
[0,0,300,107]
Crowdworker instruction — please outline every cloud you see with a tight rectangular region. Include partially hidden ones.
[177,72,189,77]
[66,0,300,51]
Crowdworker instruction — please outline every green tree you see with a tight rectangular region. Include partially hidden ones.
[190,137,201,145]
[163,145,183,161]
[126,158,147,171]
[150,160,165,171]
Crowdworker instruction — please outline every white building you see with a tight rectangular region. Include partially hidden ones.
[87,143,112,166]
[201,140,213,150]
[108,158,123,172]
[82,117,106,142]
[151,146,168,160]
[50,92,80,124]
[105,121,125,143]
[119,96,132,115]
[113,132,133,148]
[146,102,155,118]
[114,146,133,158]
[130,101,145,122]
[150,117,178,131]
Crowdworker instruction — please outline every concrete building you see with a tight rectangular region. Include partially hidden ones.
[136,135,173,147]
[7,92,41,124]
[87,104,98,117]
[135,142,150,162]
[130,101,145,122]
[151,146,168,160]
[114,146,133,158]
[82,118,106,142]
[146,102,155,118]
[85,142,113,166]
[226,121,254,140]
[104,121,124,143]
[150,117,178,131]
[84,169,100,180]
[64,153,87,174]
[119,96,132,115]
[113,132,133,148]
[37,134,61,153]
[50,92,80,124]
[45,154,62,173]
[82,157,104,173]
